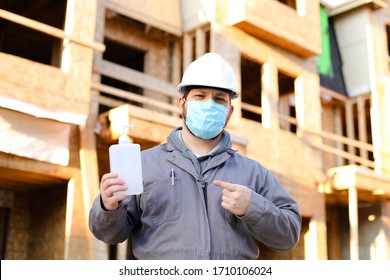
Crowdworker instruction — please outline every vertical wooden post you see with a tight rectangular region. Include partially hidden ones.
[261,61,279,130]
[357,96,368,161]
[64,177,75,260]
[86,0,110,259]
[380,82,390,173]
[278,94,290,131]
[345,100,355,164]
[372,79,390,174]
[195,27,206,59]
[322,105,336,169]
[334,105,344,166]
[349,185,359,260]
[61,0,100,260]
[183,33,193,71]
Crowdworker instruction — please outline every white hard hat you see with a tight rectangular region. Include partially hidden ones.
[177,52,239,99]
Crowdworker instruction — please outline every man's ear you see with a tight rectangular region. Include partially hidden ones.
[225,105,234,124]
[228,105,234,116]
[178,97,185,114]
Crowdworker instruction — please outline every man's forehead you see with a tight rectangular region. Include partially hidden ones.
[189,87,230,96]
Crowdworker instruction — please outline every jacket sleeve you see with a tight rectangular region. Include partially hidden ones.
[88,195,141,244]
[239,169,302,251]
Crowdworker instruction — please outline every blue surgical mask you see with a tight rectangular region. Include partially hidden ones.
[184,99,228,140]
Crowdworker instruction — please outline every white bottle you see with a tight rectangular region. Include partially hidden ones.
[109,125,143,196]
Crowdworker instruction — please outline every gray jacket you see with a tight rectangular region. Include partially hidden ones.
[89,129,301,260]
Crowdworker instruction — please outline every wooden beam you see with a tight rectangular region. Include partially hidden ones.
[261,61,279,129]
[0,9,105,52]
[91,82,180,114]
[278,95,291,130]
[94,60,178,98]
[0,152,76,180]
[195,27,206,59]
[303,129,374,152]
[357,97,368,160]
[308,142,375,169]
[241,102,263,115]
[183,33,193,71]
[322,105,336,169]
[320,86,348,103]
[334,106,344,166]
[345,101,356,164]
[327,165,390,195]
[348,185,359,260]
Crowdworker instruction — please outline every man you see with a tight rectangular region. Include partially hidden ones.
[89,52,301,260]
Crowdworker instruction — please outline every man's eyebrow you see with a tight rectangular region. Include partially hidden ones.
[214,91,229,98]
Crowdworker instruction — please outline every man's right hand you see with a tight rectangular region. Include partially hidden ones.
[100,172,128,211]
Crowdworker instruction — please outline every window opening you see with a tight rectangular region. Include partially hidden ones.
[241,56,262,123]
[0,207,10,259]
[0,0,67,67]
[99,39,145,114]
[278,71,296,134]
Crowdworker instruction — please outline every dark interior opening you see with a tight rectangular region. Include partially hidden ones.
[99,38,146,114]
[0,0,67,67]
[241,55,262,123]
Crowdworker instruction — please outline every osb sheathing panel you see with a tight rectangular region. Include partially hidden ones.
[223,0,321,57]
[6,187,66,260]
[6,192,31,259]
[27,186,67,259]
[106,0,181,35]
[0,53,88,115]
[62,0,96,119]
[5,182,88,261]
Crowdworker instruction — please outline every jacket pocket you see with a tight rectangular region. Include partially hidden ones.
[143,178,182,228]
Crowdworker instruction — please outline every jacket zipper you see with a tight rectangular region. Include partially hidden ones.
[201,181,208,212]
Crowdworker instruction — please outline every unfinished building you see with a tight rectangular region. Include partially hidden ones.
[0,0,389,260]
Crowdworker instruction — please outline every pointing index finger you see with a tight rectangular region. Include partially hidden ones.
[214,180,236,191]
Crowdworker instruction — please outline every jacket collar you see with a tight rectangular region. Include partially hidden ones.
[164,141,236,177]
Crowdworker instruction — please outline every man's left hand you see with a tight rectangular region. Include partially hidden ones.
[214,180,251,216]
